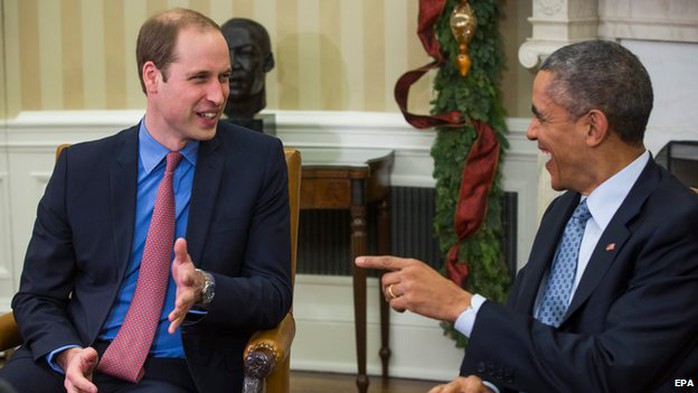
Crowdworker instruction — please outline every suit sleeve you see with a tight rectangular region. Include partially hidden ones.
[194,138,292,332]
[11,149,84,360]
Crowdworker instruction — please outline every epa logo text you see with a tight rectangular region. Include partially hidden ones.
[674,379,694,388]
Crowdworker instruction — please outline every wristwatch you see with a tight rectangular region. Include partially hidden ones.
[195,268,215,306]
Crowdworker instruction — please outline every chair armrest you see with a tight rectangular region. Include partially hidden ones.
[0,312,22,351]
[243,312,295,380]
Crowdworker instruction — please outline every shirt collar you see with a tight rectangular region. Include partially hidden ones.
[586,150,650,230]
[138,119,199,174]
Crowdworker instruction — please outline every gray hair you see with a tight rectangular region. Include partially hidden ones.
[540,40,653,146]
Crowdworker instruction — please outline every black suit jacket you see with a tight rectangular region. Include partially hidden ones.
[12,122,292,393]
[460,159,698,393]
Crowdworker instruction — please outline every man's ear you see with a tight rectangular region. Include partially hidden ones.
[585,109,609,147]
[262,53,275,72]
[142,61,161,94]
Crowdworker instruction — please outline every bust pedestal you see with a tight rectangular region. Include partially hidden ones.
[224,113,276,136]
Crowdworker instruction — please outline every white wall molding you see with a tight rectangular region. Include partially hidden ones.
[599,17,698,42]
[519,0,698,70]
[598,0,698,43]
[519,0,600,69]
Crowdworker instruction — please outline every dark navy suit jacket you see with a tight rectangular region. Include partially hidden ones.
[12,121,292,393]
[460,159,698,393]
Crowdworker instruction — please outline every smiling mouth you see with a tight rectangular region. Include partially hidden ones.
[198,112,218,120]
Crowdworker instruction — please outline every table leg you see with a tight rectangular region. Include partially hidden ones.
[351,202,369,393]
[376,198,391,378]
[378,274,390,378]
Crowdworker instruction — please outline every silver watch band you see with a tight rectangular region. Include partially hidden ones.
[195,268,215,305]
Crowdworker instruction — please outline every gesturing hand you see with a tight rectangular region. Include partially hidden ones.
[168,238,205,333]
[355,255,472,322]
[59,347,99,393]
[428,376,494,393]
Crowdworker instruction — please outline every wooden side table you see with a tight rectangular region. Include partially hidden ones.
[295,147,395,393]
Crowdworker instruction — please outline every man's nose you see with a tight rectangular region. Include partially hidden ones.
[207,81,227,105]
[526,119,539,140]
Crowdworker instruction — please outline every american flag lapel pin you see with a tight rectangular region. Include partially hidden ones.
[605,243,616,251]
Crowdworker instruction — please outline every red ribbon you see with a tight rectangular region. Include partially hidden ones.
[394,0,501,287]
[394,0,463,130]
[445,120,500,286]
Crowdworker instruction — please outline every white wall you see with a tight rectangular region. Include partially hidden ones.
[623,40,698,155]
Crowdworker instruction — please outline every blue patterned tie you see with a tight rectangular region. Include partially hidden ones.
[536,199,592,327]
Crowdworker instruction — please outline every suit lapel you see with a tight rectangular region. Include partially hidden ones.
[563,160,660,321]
[186,132,224,266]
[109,128,139,276]
[515,192,580,314]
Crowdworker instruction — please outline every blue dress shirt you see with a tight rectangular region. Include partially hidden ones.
[48,120,198,370]
[99,122,198,357]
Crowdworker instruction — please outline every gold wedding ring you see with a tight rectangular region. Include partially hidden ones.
[387,284,397,299]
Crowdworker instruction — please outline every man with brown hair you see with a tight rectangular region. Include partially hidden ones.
[0,8,291,393]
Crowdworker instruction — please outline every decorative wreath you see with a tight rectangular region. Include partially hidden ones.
[394,0,511,347]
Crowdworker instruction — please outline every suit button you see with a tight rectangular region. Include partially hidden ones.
[486,361,496,376]
[504,369,515,384]
[477,361,486,373]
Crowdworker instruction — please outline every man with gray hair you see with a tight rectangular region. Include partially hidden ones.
[357,40,698,393]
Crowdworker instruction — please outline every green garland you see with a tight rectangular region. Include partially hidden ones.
[430,0,510,348]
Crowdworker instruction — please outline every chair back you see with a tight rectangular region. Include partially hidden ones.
[56,143,70,161]
[284,148,301,290]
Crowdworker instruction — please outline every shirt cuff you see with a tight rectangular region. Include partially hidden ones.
[482,380,501,393]
[46,344,81,374]
[454,293,487,337]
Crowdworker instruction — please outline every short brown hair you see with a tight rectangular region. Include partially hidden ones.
[136,8,221,94]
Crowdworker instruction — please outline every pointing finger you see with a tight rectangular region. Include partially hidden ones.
[355,255,411,271]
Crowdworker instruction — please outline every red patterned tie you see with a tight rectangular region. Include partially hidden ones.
[98,151,182,383]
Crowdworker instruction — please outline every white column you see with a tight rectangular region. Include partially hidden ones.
[518,0,599,69]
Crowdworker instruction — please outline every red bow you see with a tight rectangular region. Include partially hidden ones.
[394,0,500,287]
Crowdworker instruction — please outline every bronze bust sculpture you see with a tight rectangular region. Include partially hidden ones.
[221,18,275,119]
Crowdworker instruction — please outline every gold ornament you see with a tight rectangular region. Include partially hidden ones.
[450,0,477,77]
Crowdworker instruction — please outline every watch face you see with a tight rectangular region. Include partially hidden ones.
[197,269,215,305]
[202,273,215,304]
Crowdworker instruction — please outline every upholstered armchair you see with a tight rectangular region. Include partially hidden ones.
[0,313,20,352]
[0,147,302,393]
